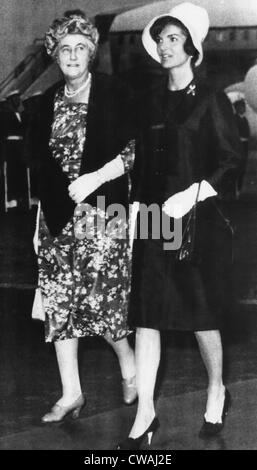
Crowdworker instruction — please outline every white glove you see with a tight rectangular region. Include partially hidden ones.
[68,171,102,204]
[163,181,217,219]
[97,155,124,184]
[68,156,124,204]
[129,201,140,249]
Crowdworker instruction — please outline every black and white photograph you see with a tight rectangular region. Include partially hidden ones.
[0,0,257,454]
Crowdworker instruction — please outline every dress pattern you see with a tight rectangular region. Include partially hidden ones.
[37,88,135,342]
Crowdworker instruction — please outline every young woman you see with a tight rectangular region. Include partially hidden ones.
[117,2,241,449]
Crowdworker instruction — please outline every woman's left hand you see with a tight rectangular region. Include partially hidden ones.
[163,187,196,219]
[68,172,101,204]
[163,181,217,218]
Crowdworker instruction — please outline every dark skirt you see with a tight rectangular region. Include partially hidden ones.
[128,202,233,331]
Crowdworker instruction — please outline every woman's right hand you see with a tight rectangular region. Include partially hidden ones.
[68,172,102,204]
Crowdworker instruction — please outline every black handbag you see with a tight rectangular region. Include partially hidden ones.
[175,183,201,263]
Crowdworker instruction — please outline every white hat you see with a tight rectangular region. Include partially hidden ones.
[142,2,209,67]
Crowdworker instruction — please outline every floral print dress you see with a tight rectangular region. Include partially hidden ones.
[37,88,135,342]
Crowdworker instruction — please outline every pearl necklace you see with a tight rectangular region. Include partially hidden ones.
[64,73,91,98]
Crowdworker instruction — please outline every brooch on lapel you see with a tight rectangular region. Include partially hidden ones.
[186,83,196,96]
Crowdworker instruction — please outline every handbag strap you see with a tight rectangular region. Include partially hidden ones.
[182,182,201,237]
[190,182,201,244]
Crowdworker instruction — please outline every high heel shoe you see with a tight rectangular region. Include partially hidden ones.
[122,375,137,405]
[199,389,231,438]
[116,417,160,450]
[41,393,86,424]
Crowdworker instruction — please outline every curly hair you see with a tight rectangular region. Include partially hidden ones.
[45,13,99,63]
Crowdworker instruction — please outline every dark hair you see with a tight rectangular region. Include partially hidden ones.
[150,16,199,66]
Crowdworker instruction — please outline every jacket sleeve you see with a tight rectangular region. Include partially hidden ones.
[23,84,76,236]
[22,110,41,170]
[23,82,62,171]
[206,91,242,193]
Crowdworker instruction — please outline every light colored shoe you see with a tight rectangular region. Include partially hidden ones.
[122,375,137,405]
[41,393,86,424]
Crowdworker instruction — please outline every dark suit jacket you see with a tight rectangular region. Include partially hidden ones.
[26,73,135,236]
[132,78,242,206]
[129,79,242,330]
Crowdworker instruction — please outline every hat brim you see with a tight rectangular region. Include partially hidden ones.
[142,13,203,67]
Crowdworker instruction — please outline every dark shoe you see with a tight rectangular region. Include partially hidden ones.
[122,375,137,405]
[116,416,159,450]
[199,389,231,438]
[41,393,86,424]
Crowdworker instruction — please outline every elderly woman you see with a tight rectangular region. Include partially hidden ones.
[117,2,241,449]
[29,12,136,423]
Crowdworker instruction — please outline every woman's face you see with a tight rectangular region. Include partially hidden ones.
[156,23,191,70]
[57,34,91,81]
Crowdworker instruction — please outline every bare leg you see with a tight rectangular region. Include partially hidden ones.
[195,329,225,423]
[104,333,135,379]
[129,328,161,438]
[54,338,82,406]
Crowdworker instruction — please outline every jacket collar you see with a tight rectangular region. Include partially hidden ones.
[144,75,205,125]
